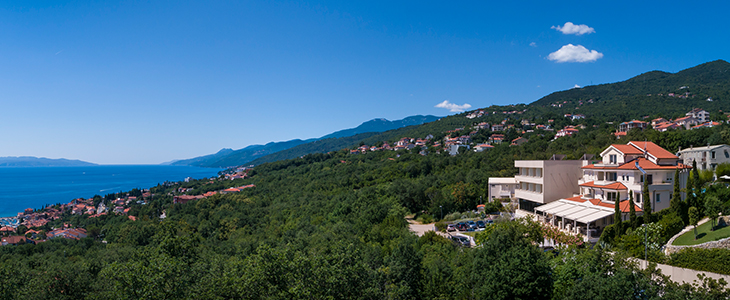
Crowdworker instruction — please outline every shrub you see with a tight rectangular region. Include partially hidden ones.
[668,248,730,275]
[434,221,447,232]
[417,214,434,224]
[658,212,685,244]
[599,223,618,244]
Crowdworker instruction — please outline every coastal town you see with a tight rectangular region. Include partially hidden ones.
[1,171,255,246]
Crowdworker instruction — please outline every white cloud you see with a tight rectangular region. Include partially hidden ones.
[529,42,537,47]
[551,22,595,35]
[435,100,472,112]
[548,44,603,63]
[572,84,581,89]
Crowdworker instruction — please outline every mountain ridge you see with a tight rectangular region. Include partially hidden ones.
[171,115,441,168]
[0,156,97,167]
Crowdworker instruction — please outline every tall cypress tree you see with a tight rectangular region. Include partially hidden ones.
[643,176,652,224]
[629,191,637,229]
[614,191,622,234]
[670,168,681,212]
[687,160,702,207]
[669,167,687,224]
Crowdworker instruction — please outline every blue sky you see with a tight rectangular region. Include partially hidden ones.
[1,1,729,164]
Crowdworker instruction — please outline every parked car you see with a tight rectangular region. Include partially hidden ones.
[447,224,456,232]
[456,222,468,231]
[476,220,486,228]
[451,236,470,247]
[467,221,477,230]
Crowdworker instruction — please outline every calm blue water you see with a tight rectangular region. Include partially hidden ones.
[0,165,221,217]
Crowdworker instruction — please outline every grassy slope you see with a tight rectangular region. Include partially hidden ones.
[672,220,730,245]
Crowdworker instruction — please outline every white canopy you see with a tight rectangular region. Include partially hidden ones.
[536,199,614,224]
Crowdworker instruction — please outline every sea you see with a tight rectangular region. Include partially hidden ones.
[0,165,222,218]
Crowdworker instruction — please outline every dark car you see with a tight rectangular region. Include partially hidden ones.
[476,220,486,228]
[456,222,468,231]
[467,221,477,230]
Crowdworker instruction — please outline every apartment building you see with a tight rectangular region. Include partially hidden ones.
[678,144,730,171]
[514,158,585,212]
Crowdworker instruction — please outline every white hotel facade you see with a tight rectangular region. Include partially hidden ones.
[512,141,690,239]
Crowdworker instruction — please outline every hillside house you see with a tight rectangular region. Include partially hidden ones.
[618,120,647,132]
[674,116,699,129]
[686,108,710,123]
[474,144,494,152]
[488,177,517,201]
[510,137,528,146]
[1,236,29,246]
[679,144,730,171]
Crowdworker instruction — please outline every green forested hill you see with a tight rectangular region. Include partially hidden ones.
[529,60,730,120]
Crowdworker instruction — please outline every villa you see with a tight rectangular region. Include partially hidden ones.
[516,141,689,239]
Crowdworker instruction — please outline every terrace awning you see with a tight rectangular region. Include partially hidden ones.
[536,199,613,224]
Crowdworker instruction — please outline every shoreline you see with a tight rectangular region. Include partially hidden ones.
[0,165,223,224]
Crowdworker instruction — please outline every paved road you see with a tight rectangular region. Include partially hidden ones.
[408,222,437,236]
[407,221,476,246]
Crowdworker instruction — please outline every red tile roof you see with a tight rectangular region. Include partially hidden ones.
[628,141,677,159]
[619,200,643,212]
[611,144,644,155]
[583,157,690,170]
[579,181,628,190]
[564,196,642,212]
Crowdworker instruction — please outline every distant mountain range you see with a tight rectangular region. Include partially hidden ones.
[0,156,97,167]
[169,115,441,168]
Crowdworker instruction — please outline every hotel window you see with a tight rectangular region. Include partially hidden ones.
[655,194,661,203]
[607,172,617,181]
[609,154,617,164]
[712,151,716,159]
[606,192,618,201]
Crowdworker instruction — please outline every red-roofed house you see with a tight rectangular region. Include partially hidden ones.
[674,116,699,129]
[618,120,647,132]
[580,141,689,213]
[47,228,87,240]
[0,226,16,234]
[533,141,689,240]
[1,235,29,246]
[510,137,528,146]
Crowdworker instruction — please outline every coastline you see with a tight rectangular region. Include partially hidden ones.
[0,165,221,220]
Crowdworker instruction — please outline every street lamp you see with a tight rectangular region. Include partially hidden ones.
[440,206,443,220]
